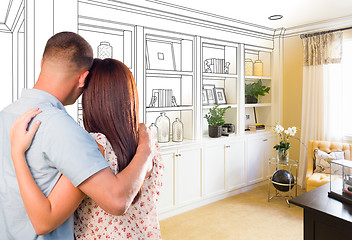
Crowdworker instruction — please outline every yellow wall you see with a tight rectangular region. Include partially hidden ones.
[283,35,303,161]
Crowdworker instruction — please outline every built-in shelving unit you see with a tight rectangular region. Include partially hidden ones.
[75,0,279,221]
[201,38,239,136]
[244,46,273,131]
[144,29,195,143]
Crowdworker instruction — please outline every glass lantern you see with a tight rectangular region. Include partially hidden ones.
[245,58,253,76]
[253,60,263,76]
[172,118,183,142]
[155,112,170,143]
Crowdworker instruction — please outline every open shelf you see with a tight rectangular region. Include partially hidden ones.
[146,106,193,112]
[203,104,238,109]
[245,76,271,80]
[146,69,193,77]
[245,103,272,108]
[203,73,238,79]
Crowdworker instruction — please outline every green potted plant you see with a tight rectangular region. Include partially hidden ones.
[204,104,231,138]
[245,79,270,104]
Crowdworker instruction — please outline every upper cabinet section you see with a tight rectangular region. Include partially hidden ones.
[244,46,272,78]
[146,31,193,73]
[78,17,135,71]
[202,39,238,77]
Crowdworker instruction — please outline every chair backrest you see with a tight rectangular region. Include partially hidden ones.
[307,140,352,175]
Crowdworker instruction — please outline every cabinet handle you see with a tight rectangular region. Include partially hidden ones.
[225,145,230,148]
[263,139,268,142]
[175,154,181,157]
[178,154,182,157]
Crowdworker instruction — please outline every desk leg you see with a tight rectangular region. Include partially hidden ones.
[304,209,314,240]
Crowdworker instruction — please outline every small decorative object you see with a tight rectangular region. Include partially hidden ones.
[245,58,253,76]
[253,60,263,76]
[204,104,231,138]
[203,84,216,105]
[97,41,113,59]
[222,123,235,133]
[149,96,157,107]
[146,40,175,70]
[214,88,227,104]
[204,59,212,73]
[155,112,170,143]
[149,123,158,141]
[224,62,231,74]
[271,169,295,192]
[328,160,352,205]
[171,96,178,107]
[273,124,297,163]
[245,80,270,104]
[172,118,183,142]
[202,89,209,105]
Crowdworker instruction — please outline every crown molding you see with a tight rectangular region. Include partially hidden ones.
[81,0,275,40]
[283,15,352,37]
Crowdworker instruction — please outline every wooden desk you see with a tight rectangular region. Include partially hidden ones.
[290,183,352,240]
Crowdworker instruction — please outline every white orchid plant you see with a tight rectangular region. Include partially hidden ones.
[273,124,297,151]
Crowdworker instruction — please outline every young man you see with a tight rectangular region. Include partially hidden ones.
[0,32,154,239]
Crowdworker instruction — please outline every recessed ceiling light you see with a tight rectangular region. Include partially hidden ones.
[268,15,283,20]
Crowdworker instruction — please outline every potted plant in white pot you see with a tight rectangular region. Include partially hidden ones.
[204,104,231,138]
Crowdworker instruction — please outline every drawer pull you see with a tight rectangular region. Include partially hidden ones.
[263,139,268,142]
[225,145,231,148]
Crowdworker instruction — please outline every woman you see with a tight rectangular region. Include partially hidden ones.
[10,59,163,239]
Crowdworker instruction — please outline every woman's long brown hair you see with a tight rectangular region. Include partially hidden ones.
[82,58,141,203]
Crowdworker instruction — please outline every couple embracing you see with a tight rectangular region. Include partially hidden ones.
[0,32,163,239]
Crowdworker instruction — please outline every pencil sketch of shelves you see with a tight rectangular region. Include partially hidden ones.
[0,0,25,108]
[78,18,135,70]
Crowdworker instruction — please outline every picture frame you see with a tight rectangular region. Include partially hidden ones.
[202,89,209,105]
[146,40,176,70]
[203,84,216,105]
[214,88,227,104]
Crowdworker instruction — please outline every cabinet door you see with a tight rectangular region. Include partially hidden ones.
[225,140,245,190]
[157,151,174,213]
[247,137,267,184]
[175,147,202,205]
[203,143,225,196]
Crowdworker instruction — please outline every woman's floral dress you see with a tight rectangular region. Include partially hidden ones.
[74,133,163,240]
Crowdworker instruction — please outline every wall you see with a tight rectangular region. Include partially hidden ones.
[0,32,13,110]
[282,35,303,161]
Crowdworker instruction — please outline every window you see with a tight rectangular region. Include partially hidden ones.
[342,39,352,141]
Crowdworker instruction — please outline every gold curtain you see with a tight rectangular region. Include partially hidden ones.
[303,31,343,66]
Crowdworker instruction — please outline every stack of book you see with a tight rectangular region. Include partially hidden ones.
[205,58,226,74]
[249,123,265,132]
[151,89,175,107]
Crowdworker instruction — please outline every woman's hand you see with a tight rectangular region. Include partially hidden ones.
[10,108,42,155]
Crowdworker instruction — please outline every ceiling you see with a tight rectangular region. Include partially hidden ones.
[2,0,352,31]
[147,0,352,30]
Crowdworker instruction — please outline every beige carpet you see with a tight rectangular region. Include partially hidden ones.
[160,184,305,240]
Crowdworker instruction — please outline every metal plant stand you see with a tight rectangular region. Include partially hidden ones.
[268,158,298,206]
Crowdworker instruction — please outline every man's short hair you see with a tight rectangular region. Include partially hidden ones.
[43,32,93,71]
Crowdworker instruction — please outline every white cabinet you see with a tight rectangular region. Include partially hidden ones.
[157,151,174,212]
[175,146,202,205]
[203,143,225,196]
[225,139,246,190]
[247,135,270,184]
